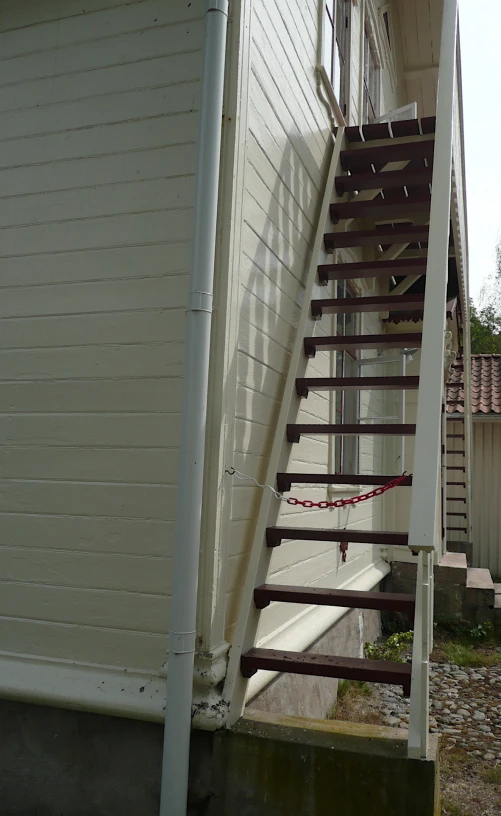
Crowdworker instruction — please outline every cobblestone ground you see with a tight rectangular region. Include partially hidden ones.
[373,661,501,762]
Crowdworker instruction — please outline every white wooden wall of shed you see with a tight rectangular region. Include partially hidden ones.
[0,0,203,673]
[223,0,406,646]
[470,420,501,575]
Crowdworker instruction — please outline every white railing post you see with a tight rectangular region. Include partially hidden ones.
[407,0,458,760]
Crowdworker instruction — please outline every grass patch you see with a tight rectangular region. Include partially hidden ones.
[438,640,501,669]
[327,680,382,725]
[433,621,501,668]
[481,766,501,786]
[441,800,473,816]
[337,679,370,700]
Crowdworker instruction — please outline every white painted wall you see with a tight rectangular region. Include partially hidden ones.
[471,419,501,577]
[0,0,203,676]
[0,0,428,714]
[223,0,407,648]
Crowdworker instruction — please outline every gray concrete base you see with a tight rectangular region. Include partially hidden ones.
[250,607,381,720]
[0,699,164,816]
[209,711,440,816]
[387,553,497,627]
[0,697,440,816]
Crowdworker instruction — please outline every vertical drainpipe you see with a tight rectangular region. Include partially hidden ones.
[159,1,229,813]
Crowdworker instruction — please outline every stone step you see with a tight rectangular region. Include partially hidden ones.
[465,568,495,613]
[466,568,494,591]
[435,551,467,588]
[494,584,501,610]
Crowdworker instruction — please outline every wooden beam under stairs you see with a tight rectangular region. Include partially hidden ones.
[311,294,425,318]
[330,195,431,224]
[276,473,413,491]
[304,332,422,357]
[253,585,415,616]
[265,528,409,548]
[240,649,412,695]
[296,375,419,397]
[317,257,427,283]
[336,168,433,195]
[341,140,434,171]
[286,423,416,443]
[324,225,429,250]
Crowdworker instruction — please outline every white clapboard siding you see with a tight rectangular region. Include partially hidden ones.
[0,0,204,674]
[225,0,388,646]
[471,420,501,575]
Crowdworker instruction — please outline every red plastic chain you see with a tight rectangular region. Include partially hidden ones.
[285,473,409,509]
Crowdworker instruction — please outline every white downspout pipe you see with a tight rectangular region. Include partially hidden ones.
[159,2,229,813]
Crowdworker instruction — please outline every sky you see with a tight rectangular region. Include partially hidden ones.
[458,0,501,304]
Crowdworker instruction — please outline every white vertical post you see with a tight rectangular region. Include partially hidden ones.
[407,0,458,760]
[408,551,431,758]
[407,0,457,553]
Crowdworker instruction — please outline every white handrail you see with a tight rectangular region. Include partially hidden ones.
[407,0,459,759]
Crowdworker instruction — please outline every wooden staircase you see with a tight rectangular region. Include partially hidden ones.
[445,358,468,548]
[223,116,454,759]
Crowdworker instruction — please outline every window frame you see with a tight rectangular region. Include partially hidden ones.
[363,25,381,123]
[317,0,351,125]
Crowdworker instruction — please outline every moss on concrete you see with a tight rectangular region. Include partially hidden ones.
[207,711,440,816]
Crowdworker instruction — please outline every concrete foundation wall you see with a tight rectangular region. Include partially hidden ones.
[250,607,381,719]
[0,700,440,816]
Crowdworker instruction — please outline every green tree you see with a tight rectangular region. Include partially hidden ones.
[470,301,501,354]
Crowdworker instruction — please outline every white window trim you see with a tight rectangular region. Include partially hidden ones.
[316,0,353,127]
[362,11,382,122]
[366,0,397,92]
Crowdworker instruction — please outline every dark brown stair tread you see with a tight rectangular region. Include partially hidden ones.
[447,434,465,439]
[329,196,431,224]
[304,333,422,356]
[336,168,433,195]
[420,117,437,134]
[276,473,413,491]
[446,450,465,455]
[447,482,466,486]
[340,140,434,171]
[254,584,415,615]
[446,498,467,503]
[361,122,393,140]
[311,294,425,318]
[447,527,467,532]
[296,375,419,397]
[266,527,409,547]
[390,119,423,137]
[240,648,412,695]
[318,257,427,283]
[446,513,467,517]
[344,125,364,142]
[446,466,466,471]
[287,423,416,442]
[324,225,429,251]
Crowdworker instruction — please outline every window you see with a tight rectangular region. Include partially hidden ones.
[363,27,380,123]
[382,10,391,48]
[334,281,358,475]
[323,0,350,115]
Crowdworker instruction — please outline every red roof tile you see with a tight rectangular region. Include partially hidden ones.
[446,355,501,415]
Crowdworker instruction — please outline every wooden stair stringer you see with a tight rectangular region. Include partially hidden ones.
[221,130,348,726]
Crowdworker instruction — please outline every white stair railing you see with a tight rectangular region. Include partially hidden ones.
[407,0,459,760]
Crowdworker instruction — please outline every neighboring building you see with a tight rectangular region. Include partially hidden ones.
[448,355,501,576]
[0,0,469,810]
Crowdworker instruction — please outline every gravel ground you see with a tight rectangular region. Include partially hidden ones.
[335,656,501,815]
[378,662,501,760]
